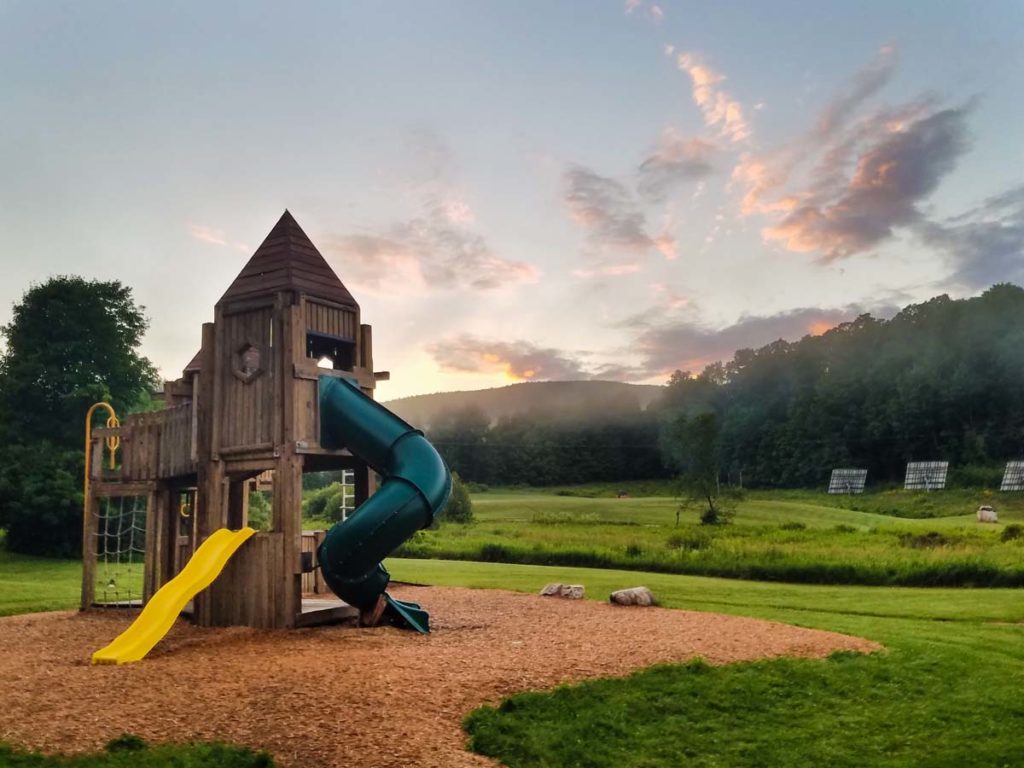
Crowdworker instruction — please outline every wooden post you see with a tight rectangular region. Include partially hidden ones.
[313,529,326,594]
[143,488,157,601]
[80,494,100,610]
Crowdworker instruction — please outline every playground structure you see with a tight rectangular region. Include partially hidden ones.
[84,211,450,661]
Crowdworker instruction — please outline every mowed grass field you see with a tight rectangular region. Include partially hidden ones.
[4,487,1024,766]
[395,486,1024,587]
[386,558,1024,768]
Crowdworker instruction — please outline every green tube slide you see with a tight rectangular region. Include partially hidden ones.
[316,375,452,633]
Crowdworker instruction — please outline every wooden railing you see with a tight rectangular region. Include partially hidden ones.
[92,403,197,482]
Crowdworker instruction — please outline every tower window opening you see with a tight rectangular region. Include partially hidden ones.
[306,332,355,371]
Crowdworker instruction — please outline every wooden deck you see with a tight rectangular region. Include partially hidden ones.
[91,596,358,628]
[297,595,359,627]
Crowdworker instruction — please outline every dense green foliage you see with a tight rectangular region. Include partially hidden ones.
[0,737,273,767]
[395,488,1024,587]
[247,490,272,531]
[384,559,1024,768]
[301,482,351,524]
[428,402,665,486]
[439,471,474,524]
[0,277,157,556]
[659,284,1024,488]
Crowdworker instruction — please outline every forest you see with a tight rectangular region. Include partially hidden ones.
[429,284,1024,489]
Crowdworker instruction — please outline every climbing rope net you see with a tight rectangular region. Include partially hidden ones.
[92,495,146,606]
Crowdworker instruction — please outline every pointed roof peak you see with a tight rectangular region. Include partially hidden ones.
[217,212,357,308]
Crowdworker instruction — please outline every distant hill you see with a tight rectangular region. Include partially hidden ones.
[383,380,664,430]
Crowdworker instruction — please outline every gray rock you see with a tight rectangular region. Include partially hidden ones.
[540,583,585,599]
[610,586,656,606]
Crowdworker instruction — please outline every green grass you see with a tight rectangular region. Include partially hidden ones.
[0,547,82,616]
[393,489,1024,587]
[0,737,273,767]
[385,558,1024,768]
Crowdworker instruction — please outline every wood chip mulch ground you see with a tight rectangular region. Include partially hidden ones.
[0,585,879,768]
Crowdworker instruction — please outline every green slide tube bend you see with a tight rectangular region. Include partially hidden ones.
[316,375,452,633]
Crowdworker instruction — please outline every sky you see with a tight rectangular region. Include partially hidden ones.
[2,1,1023,399]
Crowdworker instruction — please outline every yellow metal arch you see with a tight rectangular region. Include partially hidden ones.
[83,402,120,557]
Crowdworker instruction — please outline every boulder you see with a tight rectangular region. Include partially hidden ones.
[610,586,656,606]
[540,583,585,599]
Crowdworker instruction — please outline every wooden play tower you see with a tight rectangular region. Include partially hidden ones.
[82,212,390,629]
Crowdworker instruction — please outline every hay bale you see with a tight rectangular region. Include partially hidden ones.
[977,505,998,523]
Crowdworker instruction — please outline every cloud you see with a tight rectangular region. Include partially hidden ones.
[676,53,751,143]
[922,185,1024,290]
[732,46,904,218]
[814,46,896,140]
[763,106,971,260]
[189,224,227,246]
[428,334,591,381]
[188,224,249,252]
[563,164,657,254]
[325,216,540,292]
[323,131,540,292]
[637,130,715,201]
[627,303,898,376]
[625,0,663,22]
[428,304,901,385]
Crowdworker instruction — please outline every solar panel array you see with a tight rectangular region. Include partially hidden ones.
[828,468,868,494]
[1001,461,1024,491]
[904,461,949,491]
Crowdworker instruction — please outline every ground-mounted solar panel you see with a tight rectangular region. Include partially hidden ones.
[904,461,949,491]
[1000,461,1024,491]
[828,468,867,494]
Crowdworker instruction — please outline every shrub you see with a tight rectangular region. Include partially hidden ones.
[106,734,148,752]
[897,531,951,549]
[948,464,1004,489]
[1001,524,1024,542]
[247,490,272,531]
[779,521,807,531]
[441,471,474,524]
[833,524,858,533]
[666,530,712,551]
[465,481,489,493]
[624,543,644,557]
[302,482,348,523]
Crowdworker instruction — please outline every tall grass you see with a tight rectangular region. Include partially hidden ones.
[395,490,1024,587]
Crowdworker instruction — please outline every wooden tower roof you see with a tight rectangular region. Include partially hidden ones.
[217,211,357,308]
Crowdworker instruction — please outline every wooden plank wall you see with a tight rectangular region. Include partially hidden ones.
[219,306,274,452]
[158,403,194,477]
[305,299,357,340]
[203,532,285,628]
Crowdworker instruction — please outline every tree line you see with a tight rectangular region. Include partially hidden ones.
[2,276,1023,557]
[657,284,1024,488]
[429,285,1024,491]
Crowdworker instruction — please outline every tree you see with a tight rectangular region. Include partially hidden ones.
[0,277,157,556]
[663,411,737,525]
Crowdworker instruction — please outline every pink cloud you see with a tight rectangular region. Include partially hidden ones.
[676,53,751,143]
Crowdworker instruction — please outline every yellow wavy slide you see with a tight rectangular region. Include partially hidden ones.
[91,527,255,665]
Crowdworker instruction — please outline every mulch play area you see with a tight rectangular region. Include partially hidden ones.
[0,585,879,767]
